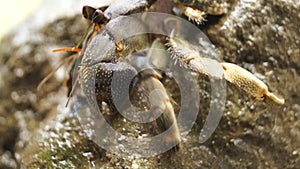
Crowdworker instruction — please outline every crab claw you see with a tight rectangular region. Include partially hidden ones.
[221,63,284,105]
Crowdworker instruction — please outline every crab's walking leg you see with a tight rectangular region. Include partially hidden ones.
[221,63,284,105]
[168,34,284,105]
[140,72,181,148]
[176,5,206,24]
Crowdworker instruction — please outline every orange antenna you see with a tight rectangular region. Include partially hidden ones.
[38,23,92,94]
[53,47,82,53]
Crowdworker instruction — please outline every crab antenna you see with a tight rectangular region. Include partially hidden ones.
[37,54,78,91]
[65,77,79,107]
[38,22,92,92]
[53,22,92,53]
[53,47,81,53]
[75,23,93,49]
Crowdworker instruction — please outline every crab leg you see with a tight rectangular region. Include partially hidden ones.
[138,72,181,148]
[168,34,284,105]
[221,63,284,105]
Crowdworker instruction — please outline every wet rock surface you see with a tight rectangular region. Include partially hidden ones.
[0,0,299,168]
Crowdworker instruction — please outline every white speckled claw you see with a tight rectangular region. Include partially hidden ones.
[221,62,284,105]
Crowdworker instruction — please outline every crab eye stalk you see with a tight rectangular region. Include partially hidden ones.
[82,6,106,24]
[82,6,96,21]
[92,9,106,24]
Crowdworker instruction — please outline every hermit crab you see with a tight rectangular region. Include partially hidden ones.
[39,0,284,155]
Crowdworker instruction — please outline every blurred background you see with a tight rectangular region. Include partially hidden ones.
[0,0,105,40]
[0,0,43,40]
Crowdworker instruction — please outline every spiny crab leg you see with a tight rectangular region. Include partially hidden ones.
[168,33,284,105]
[173,0,228,24]
[176,5,206,24]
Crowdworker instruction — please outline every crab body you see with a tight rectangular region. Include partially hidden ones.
[79,15,150,111]
[69,0,284,153]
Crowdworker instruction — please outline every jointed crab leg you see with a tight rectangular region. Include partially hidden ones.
[221,63,284,105]
[168,33,284,105]
[139,72,181,147]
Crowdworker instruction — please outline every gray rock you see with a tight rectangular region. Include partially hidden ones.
[0,0,299,168]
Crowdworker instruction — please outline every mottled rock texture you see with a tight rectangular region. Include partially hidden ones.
[0,0,299,168]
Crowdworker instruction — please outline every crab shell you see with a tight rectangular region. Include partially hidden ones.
[79,16,149,110]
